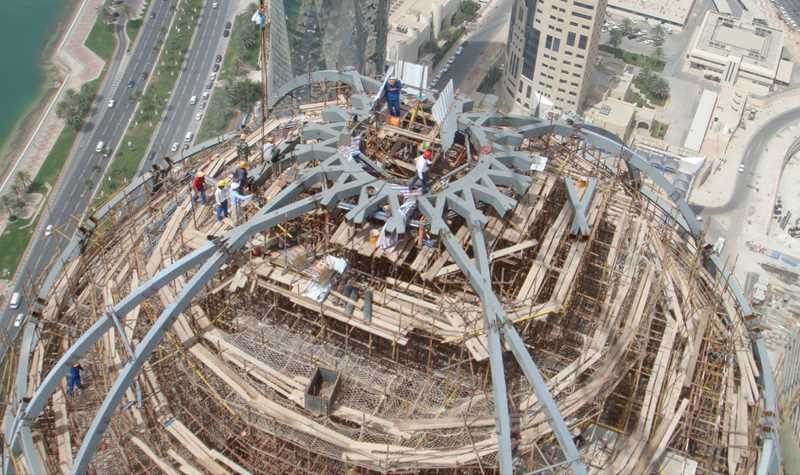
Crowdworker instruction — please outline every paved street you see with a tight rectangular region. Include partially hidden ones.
[0,2,177,356]
[144,1,234,169]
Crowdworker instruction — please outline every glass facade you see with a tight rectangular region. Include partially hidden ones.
[521,0,540,80]
[268,0,388,102]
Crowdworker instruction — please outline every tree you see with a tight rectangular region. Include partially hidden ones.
[654,47,664,61]
[2,194,24,221]
[622,18,634,36]
[610,29,623,49]
[225,79,261,114]
[15,171,31,192]
[652,24,665,45]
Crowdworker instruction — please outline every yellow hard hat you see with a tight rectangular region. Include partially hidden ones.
[239,161,247,169]
[218,179,226,188]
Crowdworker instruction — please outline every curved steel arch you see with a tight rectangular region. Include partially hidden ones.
[267,69,382,109]
[4,71,780,475]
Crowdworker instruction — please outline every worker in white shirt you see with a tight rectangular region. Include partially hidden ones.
[408,149,432,193]
[215,180,229,222]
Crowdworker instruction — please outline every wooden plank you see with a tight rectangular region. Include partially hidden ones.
[516,202,571,301]
[167,449,204,475]
[434,239,537,278]
[130,436,181,475]
[167,419,229,475]
[640,318,677,435]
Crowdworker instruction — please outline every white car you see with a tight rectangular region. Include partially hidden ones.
[202,91,210,99]
[442,65,449,73]
[456,46,464,55]
[447,56,455,64]
[13,313,24,328]
[107,99,115,108]
[738,164,745,173]
[431,78,438,87]
[195,112,203,121]
[212,2,219,8]
[171,142,179,152]
[209,73,216,81]
[44,224,53,237]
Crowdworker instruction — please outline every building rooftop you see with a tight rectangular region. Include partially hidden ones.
[608,0,695,26]
[693,12,784,73]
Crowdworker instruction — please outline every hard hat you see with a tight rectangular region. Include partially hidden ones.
[423,150,432,159]
[218,179,226,188]
[197,170,206,177]
[239,161,247,168]
[421,142,430,151]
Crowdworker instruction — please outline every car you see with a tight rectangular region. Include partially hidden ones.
[9,292,21,310]
[45,224,53,237]
[128,79,135,88]
[96,141,105,153]
[209,73,216,81]
[215,54,222,63]
[202,91,210,99]
[13,313,24,328]
[185,131,194,143]
[141,71,148,81]
[738,164,745,173]
[195,112,203,121]
[150,12,156,19]
[107,99,115,108]
[171,142,179,152]
[148,151,156,161]
[441,65,449,73]
[456,46,464,55]
[212,1,219,8]
[206,82,213,90]
[190,95,197,105]
[225,21,232,29]
[447,56,455,64]
[223,29,229,38]
[213,63,220,72]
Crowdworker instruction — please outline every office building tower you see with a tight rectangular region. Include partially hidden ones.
[503,0,606,114]
[268,0,389,102]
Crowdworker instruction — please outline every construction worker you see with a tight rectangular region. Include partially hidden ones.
[234,161,249,190]
[66,363,83,397]
[383,78,402,117]
[191,171,207,204]
[409,149,432,194]
[215,180,229,222]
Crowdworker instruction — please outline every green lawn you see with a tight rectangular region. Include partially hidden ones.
[0,217,37,277]
[196,88,235,142]
[126,18,143,43]
[95,0,205,205]
[650,120,669,139]
[599,45,665,72]
[220,3,260,82]
[85,17,115,61]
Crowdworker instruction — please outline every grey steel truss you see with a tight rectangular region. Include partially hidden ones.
[3,71,781,475]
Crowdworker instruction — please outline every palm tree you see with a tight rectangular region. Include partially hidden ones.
[622,18,634,36]
[610,29,623,48]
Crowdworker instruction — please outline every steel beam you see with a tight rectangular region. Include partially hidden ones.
[564,177,596,237]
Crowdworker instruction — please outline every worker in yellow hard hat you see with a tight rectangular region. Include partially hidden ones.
[234,160,249,191]
[215,179,229,221]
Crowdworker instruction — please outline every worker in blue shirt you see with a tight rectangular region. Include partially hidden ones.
[383,78,402,117]
[67,363,83,397]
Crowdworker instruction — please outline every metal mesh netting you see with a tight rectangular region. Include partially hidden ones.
[223,318,499,455]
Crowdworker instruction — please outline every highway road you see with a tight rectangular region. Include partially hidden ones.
[144,0,234,168]
[0,1,178,356]
[432,0,513,92]
[694,107,800,216]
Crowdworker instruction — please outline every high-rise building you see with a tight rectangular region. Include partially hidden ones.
[503,0,606,115]
[268,0,389,101]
